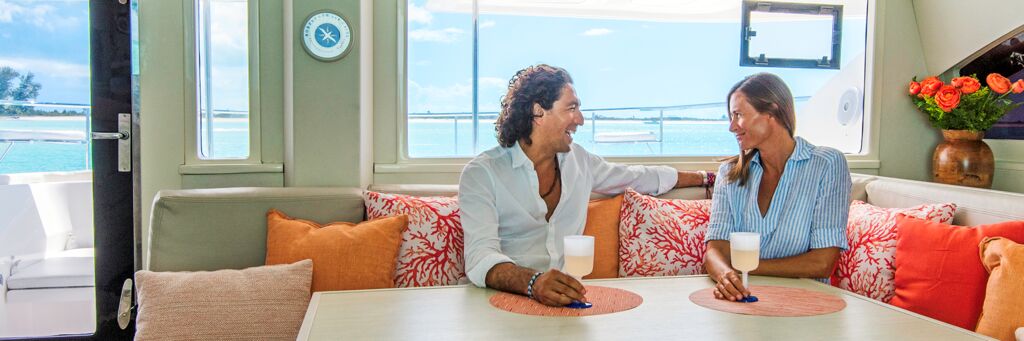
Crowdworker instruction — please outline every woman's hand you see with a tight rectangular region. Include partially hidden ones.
[705,240,750,301]
[710,269,750,301]
[531,269,588,307]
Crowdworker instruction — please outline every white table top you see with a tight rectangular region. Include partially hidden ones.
[298,275,989,340]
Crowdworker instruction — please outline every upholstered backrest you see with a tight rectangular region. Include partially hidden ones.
[143,172,876,272]
[865,177,1024,226]
[147,187,365,272]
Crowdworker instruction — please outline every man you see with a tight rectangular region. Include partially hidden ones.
[459,64,711,307]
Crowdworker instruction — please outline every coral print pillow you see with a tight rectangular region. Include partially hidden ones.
[831,200,956,302]
[618,188,712,277]
[364,192,465,287]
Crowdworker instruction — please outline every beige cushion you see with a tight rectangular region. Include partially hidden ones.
[148,187,364,271]
[865,177,1024,226]
[134,259,313,341]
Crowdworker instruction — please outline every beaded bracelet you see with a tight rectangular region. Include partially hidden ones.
[526,272,543,300]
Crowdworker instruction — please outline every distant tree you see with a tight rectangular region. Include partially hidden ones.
[0,66,18,99]
[12,73,41,101]
[0,67,43,116]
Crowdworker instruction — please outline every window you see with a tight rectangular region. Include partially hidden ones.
[193,0,254,160]
[406,0,869,158]
[740,1,844,69]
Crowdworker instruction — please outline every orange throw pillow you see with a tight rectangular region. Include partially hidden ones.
[265,209,408,292]
[583,195,623,279]
[976,237,1024,341]
[890,216,1024,330]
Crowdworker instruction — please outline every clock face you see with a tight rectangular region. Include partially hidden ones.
[302,11,352,61]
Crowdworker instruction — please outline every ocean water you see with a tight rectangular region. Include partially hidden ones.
[2,117,739,175]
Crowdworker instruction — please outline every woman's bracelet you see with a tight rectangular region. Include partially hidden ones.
[526,272,543,300]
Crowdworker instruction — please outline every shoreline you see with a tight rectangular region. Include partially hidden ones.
[1,116,86,121]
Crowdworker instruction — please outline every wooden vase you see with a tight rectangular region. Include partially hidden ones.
[932,130,994,188]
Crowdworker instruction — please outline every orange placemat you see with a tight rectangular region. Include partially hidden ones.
[489,285,643,316]
[689,285,846,317]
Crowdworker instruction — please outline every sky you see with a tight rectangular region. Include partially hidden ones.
[0,0,90,104]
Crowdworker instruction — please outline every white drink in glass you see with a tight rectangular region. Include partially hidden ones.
[563,255,594,278]
[563,235,595,279]
[729,232,761,291]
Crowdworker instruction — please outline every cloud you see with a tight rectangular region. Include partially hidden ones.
[0,58,89,80]
[409,27,465,43]
[208,3,249,53]
[408,3,432,25]
[582,28,612,36]
[0,1,80,31]
[480,20,496,29]
[407,80,472,113]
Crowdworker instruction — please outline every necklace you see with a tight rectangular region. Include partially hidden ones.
[539,158,560,198]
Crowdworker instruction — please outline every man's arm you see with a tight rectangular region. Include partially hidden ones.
[485,263,587,307]
[675,171,704,188]
[585,151,705,195]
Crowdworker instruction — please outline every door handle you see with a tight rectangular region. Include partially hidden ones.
[90,113,131,172]
[90,132,128,140]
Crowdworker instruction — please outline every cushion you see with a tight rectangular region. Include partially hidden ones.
[134,260,313,341]
[5,248,94,288]
[618,188,711,277]
[363,191,466,287]
[890,218,1024,330]
[265,209,407,292]
[976,237,1024,341]
[831,201,956,302]
[582,195,623,279]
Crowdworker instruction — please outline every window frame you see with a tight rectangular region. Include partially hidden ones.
[383,0,881,175]
[740,1,844,69]
[183,0,262,165]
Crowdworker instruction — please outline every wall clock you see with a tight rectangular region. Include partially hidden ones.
[302,10,352,62]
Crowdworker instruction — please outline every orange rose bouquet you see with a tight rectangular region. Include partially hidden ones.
[908,73,1023,131]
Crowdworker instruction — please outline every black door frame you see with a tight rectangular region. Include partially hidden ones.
[87,0,136,339]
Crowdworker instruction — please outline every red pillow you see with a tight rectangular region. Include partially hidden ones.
[831,201,956,302]
[364,192,465,288]
[618,188,711,277]
[890,215,1024,330]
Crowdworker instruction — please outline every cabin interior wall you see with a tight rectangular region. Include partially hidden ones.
[138,0,1023,265]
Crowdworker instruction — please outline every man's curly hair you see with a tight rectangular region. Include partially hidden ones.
[495,64,574,148]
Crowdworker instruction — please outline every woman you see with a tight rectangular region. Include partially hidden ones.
[703,73,851,301]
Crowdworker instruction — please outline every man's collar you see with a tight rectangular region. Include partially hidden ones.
[510,141,532,169]
[509,141,567,169]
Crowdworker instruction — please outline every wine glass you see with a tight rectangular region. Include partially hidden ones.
[729,232,760,292]
[562,235,594,308]
[563,235,594,279]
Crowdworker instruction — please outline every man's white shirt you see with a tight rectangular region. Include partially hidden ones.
[459,142,678,287]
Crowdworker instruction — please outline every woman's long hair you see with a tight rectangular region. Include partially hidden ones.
[723,73,796,186]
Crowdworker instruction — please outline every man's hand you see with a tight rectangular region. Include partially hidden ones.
[711,269,750,301]
[531,269,588,307]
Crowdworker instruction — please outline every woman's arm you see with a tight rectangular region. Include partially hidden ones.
[750,247,841,278]
[705,240,749,301]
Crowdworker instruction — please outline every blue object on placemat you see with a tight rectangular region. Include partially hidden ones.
[739,295,759,303]
[565,301,593,309]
